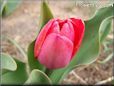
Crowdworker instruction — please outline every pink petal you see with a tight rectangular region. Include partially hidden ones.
[60,21,75,42]
[34,19,54,58]
[49,21,60,34]
[57,19,66,29]
[38,33,73,69]
[70,18,85,58]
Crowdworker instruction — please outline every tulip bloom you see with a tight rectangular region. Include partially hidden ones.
[34,18,85,69]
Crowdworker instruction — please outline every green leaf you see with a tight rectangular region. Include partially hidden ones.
[48,6,113,84]
[99,17,113,42]
[1,59,28,84]
[1,0,21,16]
[27,41,45,71]
[0,0,6,16]
[72,6,113,66]
[1,53,17,73]
[25,69,52,84]
[27,1,54,72]
[39,1,54,29]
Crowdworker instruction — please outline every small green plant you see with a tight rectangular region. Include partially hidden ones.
[1,1,113,85]
[0,0,21,16]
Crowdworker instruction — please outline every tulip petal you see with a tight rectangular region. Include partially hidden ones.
[70,18,85,58]
[61,21,75,42]
[49,21,60,34]
[38,33,73,69]
[34,19,54,58]
[57,19,66,29]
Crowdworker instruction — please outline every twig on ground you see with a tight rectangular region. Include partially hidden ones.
[71,71,87,84]
[76,65,90,72]
[95,76,114,85]
[63,79,77,84]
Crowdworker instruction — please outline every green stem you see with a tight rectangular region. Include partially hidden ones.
[45,68,53,76]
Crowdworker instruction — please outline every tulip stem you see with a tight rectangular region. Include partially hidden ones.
[45,68,53,76]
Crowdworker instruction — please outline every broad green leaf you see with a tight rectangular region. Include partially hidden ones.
[1,0,21,16]
[99,17,113,42]
[39,1,54,29]
[27,41,45,71]
[27,1,54,72]
[1,59,28,84]
[25,69,52,84]
[1,53,17,73]
[48,6,113,84]
[0,0,6,16]
[73,18,113,65]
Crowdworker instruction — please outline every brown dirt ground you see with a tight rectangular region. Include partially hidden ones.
[1,0,113,85]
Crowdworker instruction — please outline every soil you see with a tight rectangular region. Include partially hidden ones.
[1,0,113,85]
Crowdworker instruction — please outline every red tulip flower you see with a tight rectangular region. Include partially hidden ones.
[34,18,85,69]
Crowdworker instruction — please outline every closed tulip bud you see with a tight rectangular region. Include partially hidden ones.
[34,18,85,69]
